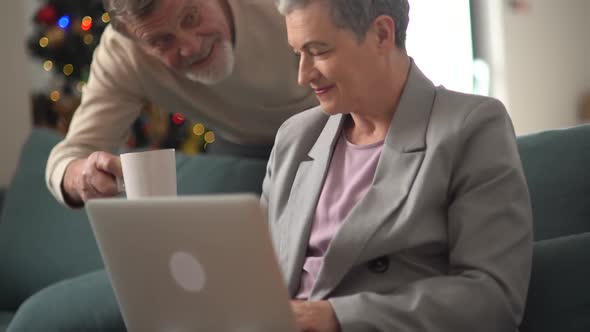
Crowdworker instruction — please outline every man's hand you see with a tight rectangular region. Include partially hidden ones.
[291,300,340,332]
[62,151,123,206]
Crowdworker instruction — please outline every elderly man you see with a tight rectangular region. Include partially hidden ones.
[10,0,315,331]
[261,0,533,331]
[46,0,317,207]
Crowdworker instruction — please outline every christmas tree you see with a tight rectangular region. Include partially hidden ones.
[27,0,212,153]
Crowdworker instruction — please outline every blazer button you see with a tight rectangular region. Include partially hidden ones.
[368,256,389,274]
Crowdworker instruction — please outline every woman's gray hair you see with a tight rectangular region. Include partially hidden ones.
[102,0,159,34]
[277,0,410,49]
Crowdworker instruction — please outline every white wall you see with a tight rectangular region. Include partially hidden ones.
[407,0,474,94]
[504,0,590,134]
[0,2,32,187]
[475,0,590,135]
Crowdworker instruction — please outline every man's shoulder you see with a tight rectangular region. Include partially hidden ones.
[95,25,153,66]
[99,25,134,50]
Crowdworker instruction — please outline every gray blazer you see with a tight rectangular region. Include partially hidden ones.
[261,63,533,332]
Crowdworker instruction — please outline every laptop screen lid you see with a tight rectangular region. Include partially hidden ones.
[86,194,296,332]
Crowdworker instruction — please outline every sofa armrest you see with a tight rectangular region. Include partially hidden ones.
[520,232,590,332]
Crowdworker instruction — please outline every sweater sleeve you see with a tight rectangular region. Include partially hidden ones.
[46,26,146,206]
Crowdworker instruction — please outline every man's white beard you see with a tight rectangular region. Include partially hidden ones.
[184,39,235,85]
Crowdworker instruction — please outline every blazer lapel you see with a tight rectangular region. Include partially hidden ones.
[282,114,345,295]
[311,62,437,299]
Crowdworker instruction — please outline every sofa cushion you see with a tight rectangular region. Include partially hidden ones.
[0,129,103,311]
[6,270,125,332]
[516,125,590,241]
[520,232,590,332]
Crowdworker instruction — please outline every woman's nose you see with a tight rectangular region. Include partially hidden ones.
[297,54,318,86]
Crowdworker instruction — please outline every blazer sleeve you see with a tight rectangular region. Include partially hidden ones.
[260,145,274,211]
[328,99,534,332]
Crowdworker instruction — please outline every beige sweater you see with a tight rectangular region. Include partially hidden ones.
[46,0,317,204]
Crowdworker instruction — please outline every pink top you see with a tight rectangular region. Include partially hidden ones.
[295,132,384,299]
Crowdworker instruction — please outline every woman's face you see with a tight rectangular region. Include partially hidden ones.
[286,1,386,115]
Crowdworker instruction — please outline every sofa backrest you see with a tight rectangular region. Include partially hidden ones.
[517,124,590,332]
[2,125,589,329]
[0,128,267,310]
[520,232,590,332]
[516,125,590,241]
[0,129,100,310]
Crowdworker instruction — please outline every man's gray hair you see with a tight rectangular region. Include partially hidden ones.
[277,0,410,49]
[102,0,159,34]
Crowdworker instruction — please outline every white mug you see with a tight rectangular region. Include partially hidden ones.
[119,149,177,199]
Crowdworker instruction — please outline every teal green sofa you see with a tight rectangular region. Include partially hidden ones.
[517,125,590,331]
[0,128,267,331]
[0,126,589,331]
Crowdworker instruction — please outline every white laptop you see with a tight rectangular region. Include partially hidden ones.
[86,194,297,332]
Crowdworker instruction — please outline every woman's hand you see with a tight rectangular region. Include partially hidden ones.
[291,300,340,332]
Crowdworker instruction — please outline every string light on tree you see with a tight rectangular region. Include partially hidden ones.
[204,131,216,144]
[81,16,93,31]
[39,37,49,48]
[45,27,65,47]
[83,34,94,45]
[172,112,186,125]
[76,81,86,93]
[57,15,70,29]
[35,4,57,25]
[192,123,205,136]
[101,12,110,23]
[43,60,53,71]
[50,90,61,102]
[63,64,74,76]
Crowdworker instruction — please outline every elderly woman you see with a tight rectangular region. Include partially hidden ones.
[261,0,533,331]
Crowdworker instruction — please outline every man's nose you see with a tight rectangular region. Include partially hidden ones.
[178,33,203,57]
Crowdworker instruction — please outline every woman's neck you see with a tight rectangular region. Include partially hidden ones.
[344,55,411,145]
[343,113,389,145]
